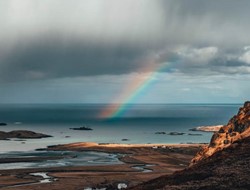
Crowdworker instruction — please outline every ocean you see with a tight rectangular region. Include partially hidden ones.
[0,103,241,152]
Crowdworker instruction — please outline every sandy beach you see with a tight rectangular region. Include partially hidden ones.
[0,142,204,190]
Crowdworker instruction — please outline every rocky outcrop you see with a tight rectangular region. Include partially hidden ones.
[69,126,93,130]
[189,125,223,132]
[191,101,250,165]
[129,135,250,190]
[0,130,52,140]
[129,101,250,190]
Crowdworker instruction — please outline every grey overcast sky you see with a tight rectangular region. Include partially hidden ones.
[0,0,250,103]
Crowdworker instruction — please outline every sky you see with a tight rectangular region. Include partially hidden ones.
[0,0,250,104]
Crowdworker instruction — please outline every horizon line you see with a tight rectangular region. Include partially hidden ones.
[0,102,244,105]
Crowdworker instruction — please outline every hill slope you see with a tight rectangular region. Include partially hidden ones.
[130,101,250,190]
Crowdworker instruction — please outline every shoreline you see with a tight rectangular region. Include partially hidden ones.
[0,142,204,189]
[46,142,205,148]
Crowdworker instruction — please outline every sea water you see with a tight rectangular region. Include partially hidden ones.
[0,104,240,152]
[0,150,121,169]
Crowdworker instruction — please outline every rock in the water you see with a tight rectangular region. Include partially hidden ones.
[155,132,166,134]
[189,125,223,132]
[121,138,129,141]
[188,133,202,136]
[0,130,52,140]
[0,123,7,126]
[70,126,93,130]
[168,132,185,135]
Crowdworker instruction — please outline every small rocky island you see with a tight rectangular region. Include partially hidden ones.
[69,126,93,131]
[189,125,223,132]
[155,131,166,134]
[168,132,185,135]
[0,130,52,140]
[155,132,185,135]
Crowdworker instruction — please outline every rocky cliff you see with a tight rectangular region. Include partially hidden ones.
[129,101,250,190]
[130,135,250,190]
[191,101,250,165]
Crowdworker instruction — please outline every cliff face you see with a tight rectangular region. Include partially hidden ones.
[130,135,250,190]
[129,101,250,190]
[191,101,250,165]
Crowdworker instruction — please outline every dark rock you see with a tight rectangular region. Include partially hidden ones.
[244,101,250,107]
[121,138,129,141]
[0,130,52,140]
[70,126,93,130]
[168,132,185,135]
[189,128,197,131]
[218,127,225,133]
[155,132,166,134]
[188,133,202,136]
[0,123,7,126]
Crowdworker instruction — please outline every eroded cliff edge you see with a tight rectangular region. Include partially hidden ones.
[191,101,250,165]
[129,101,250,190]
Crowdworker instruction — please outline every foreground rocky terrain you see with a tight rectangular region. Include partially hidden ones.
[0,144,201,190]
[130,101,250,190]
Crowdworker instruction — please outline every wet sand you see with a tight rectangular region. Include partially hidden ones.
[0,142,205,190]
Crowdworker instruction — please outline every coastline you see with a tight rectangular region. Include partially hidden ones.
[46,142,204,148]
[0,142,204,190]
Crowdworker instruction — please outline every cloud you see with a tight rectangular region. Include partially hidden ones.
[0,0,165,45]
[156,46,250,76]
[176,46,218,64]
[1,0,250,82]
[239,47,250,64]
[0,40,151,82]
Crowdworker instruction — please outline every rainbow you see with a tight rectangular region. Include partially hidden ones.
[99,62,167,119]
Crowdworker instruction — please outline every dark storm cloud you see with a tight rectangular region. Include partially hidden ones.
[0,38,159,82]
[1,0,250,82]
[162,46,250,76]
